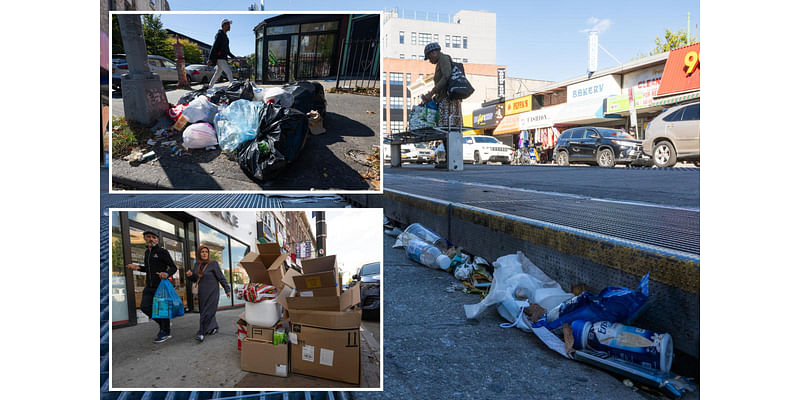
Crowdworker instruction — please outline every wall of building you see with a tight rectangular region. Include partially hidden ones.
[382,9,496,65]
[193,211,258,249]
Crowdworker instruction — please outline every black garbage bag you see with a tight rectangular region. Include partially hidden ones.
[206,87,227,104]
[178,88,207,105]
[225,80,255,102]
[237,103,309,182]
[282,81,326,116]
[447,62,475,100]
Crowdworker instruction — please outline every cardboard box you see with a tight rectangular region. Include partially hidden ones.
[286,284,360,312]
[238,243,289,289]
[247,325,275,342]
[293,255,340,293]
[289,324,360,385]
[241,338,289,377]
[295,287,339,298]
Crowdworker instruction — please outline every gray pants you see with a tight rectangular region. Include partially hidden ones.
[209,59,234,87]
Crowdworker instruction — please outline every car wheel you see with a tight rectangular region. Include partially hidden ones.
[474,151,482,165]
[693,161,700,167]
[556,151,569,166]
[597,148,615,167]
[653,141,677,168]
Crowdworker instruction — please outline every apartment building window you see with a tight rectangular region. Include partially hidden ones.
[453,36,461,48]
[381,121,386,133]
[445,35,450,47]
[390,120,404,133]
[454,58,461,63]
[399,54,405,59]
[411,32,417,45]
[411,55,416,60]
[399,31,404,44]
[407,98,412,110]
[390,97,404,109]
[406,73,411,86]
[389,72,403,85]
[463,58,468,63]
[419,55,424,60]
[434,34,439,43]
[419,32,432,46]
[463,36,468,49]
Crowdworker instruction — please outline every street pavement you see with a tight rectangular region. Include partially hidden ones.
[110,307,380,389]
[111,81,379,191]
[350,234,699,400]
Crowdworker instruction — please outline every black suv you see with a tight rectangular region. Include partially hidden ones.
[554,127,647,167]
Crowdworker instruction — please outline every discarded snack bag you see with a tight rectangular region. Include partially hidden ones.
[571,320,674,373]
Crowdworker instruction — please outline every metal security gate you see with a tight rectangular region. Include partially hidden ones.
[335,39,379,90]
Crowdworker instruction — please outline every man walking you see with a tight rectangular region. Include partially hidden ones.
[125,231,178,343]
[207,18,237,88]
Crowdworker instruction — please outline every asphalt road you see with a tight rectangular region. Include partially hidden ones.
[350,233,677,400]
[111,83,379,191]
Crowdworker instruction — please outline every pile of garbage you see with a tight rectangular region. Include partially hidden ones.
[387,220,696,398]
[131,80,328,183]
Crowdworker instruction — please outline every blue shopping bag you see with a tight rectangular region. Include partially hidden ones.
[152,279,185,319]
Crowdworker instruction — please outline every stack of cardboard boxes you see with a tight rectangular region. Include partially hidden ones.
[237,245,362,384]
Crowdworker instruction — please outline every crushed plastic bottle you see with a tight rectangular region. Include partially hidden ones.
[404,223,450,252]
[406,239,450,270]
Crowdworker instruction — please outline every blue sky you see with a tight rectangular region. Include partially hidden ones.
[166,0,700,82]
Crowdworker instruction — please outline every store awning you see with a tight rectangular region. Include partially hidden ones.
[653,91,700,107]
[492,114,521,135]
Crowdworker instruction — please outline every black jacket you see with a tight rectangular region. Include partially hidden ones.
[141,245,178,289]
[209,29,235,63]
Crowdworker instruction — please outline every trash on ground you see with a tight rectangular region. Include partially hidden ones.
[262,87,294,107]
[146,139,159,146]
[406,239,451,270]
[182,122,219,149]
[167,103,187,122]
[308,110,326,135]
[237,103,309,182]
[214,99,264,153]
[160,140,176,147]
[139,151,156,162]
[205,145,217,151]
[181,95,218,123]
[281,81,326,115]
[172,114,189,131]
[393,223,451,251]
[570,320,673,373]
[383,227,404,238]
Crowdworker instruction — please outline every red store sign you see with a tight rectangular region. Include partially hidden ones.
[656,43,700,96]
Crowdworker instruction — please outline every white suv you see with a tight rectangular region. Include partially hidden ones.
[463,135,513,164]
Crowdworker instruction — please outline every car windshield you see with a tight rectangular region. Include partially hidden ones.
[473,136,500,144]
[360,263,380,276]
[598,129,634,139]
[414,143,427,148]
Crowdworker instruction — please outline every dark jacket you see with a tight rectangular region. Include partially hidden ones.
[209,29,235,63]
[141,245,178,289]
[432,53,453,101]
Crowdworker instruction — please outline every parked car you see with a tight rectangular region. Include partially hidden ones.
[462,135,513,164]
[185,64,218,84]
[111,54,180,91]
[642,101,700,167]
[413,143,435,163]
[353,262,381,320]
[382,141,425,164]
[554,127,647,167]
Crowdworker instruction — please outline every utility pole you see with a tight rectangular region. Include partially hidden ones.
[119,14,168,126]
[687,12,691,45]
[312,211,327,257]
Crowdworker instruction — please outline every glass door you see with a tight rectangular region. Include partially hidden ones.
[162,236,188,312]
[266,37,289,83]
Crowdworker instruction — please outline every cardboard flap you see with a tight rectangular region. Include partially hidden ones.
[256,242,283,257]
[275,286,294,310]
[238,252,268,284]
[282,268,300,289]
[340,284,360,309]
[301,255,337,274]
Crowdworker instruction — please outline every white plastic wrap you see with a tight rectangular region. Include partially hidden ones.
[181,95,218,123]
[262,87,294,108]
[244,298,281,327]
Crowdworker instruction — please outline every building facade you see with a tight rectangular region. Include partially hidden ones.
[111,210,313,329]
[382,9,496,65]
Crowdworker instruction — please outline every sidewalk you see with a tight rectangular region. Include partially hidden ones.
[110,307,380,389]
[110,81,379,191]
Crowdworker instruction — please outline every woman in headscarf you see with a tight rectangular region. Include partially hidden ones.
[185,246,231,342]
[420,42,462,128]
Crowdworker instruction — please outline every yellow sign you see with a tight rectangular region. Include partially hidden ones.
[304,276,322,289]
[504,95,533,116]
[684,51,699,75]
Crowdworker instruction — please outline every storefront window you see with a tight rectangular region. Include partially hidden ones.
[162,237,188,310]
[231,240,250,306]
[111,212,128,324]
[301,21,338,32]
[267,39,288,82]
[198,222,232,309]
[267,24,299,35]
[128,212,177,236]
[128,226,148,311]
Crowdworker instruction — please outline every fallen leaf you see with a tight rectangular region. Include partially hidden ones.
[366,110,375,114]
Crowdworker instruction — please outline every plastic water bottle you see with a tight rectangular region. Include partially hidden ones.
[571,320,674,372]
[406,239,450,270]
[404,223,449,253]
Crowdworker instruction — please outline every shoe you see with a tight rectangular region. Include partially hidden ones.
[206,328,218,336]
[153,333,172,344]
[195,334,205,342]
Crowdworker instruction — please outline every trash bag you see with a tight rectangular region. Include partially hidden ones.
[408,104,438,130]
[464,252,562,320]
[281,81,326,115]
[237,103,309,182]
[213,99,264,153]
[532,272,650,330]
[447,62,475,100]
[224,80,256,102]
[263,87,294,107]
[182,122,218,149]
[181,96,218,123]
[152,279,185,319]
[178,89,207,105]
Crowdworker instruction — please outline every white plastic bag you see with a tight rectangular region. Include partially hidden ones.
[263,87,294,108]
[181,95,218,123]
[182,122,218,149]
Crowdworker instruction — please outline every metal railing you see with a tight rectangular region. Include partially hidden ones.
[335,39,379,90]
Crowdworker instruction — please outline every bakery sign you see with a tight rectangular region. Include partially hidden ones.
[567,75,621,103]
[504,95,533,116]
